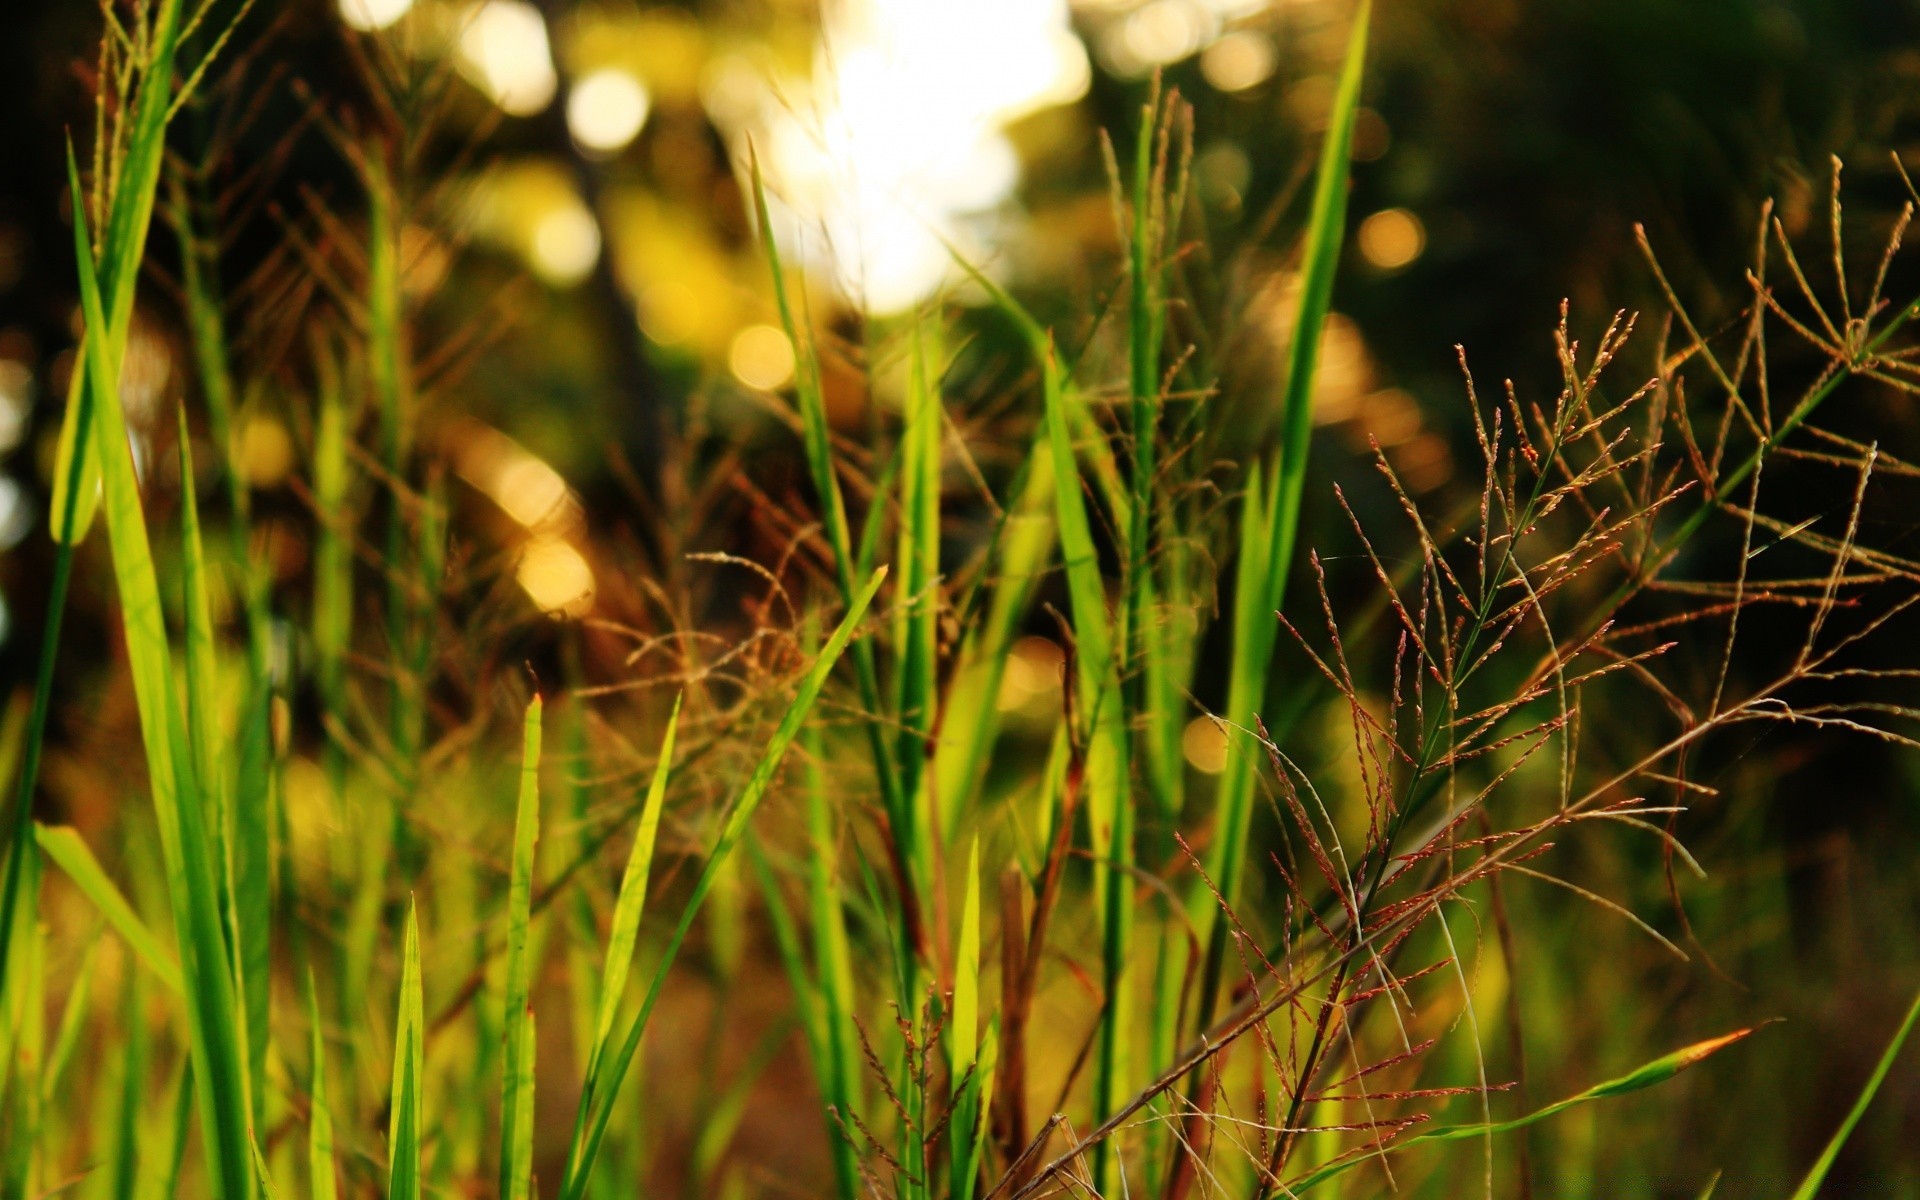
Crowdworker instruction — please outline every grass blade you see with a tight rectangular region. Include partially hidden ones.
[68,139,253,1200]
[583,696,681,1087]
[34,825,182,995]
[1288,1025,1762,1193]
[1196,0,1371,1033]
[558,567,887,1200]
[1787,986,1920,1200]
[388,900,425,1200]
[499,696,543,1200]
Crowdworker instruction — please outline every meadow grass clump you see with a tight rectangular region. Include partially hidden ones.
[3,2,1920,1198]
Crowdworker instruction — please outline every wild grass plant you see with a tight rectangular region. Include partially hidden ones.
[2,2,1919,1198]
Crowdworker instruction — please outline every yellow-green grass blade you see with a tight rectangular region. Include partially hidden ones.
[1288,1025,1761,1194]
[584,695,681,1087]
[558,567,887,1200]
[388,900,425,1200]
[34,824,183,995]
[499,696,544,1200]
[1197,0,1370,1032]
[306,971,337,1200]
[893,317,942,890]
[948,835,984,1200]
[68,142,253,1200]
[507,1009,536,1200]
[1787,985,1920,1200]
[933,433,1057,838]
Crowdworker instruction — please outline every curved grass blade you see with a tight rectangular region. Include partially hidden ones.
[557,567,887,1200]
[1787,985,1920,1200]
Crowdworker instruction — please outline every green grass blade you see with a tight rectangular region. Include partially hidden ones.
[508,1009,536,1200]
[498,696,544,1200]
[558,567,887,1200]
[584,695,680,1087]
[312,347,352,796]
[34,825,183,995]
[750,153,911,927]
[933,433,1057,837]
[306,971,337,1200]
[1787,986,1920,1200]
[388,900,425,1200]
[1288,1025,1761,1194]
[894,316,942,884]
[68,141,252,1200]
[1038,327,1133,1186]
[803,714,864,1200]
[1196,0,1371,1033]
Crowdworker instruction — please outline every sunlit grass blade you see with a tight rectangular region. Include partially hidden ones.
[34,825,183,995]
[67,139,253,1200]
[1787,985,1920,1200]
[894,316,942,888]
[948,835,984,1200]
[388,900,425,1200]
[1196,0,1371,1033]
[557,567,887,1200]
[749,153,912,942]
[933,434,1057,837]
[1288,1024,1763,1193]
[312,346,352,795]
[583,695,680,1086]
[306,971,337,1200]
[498,696,543,1200]
[1040,327,1133,1189]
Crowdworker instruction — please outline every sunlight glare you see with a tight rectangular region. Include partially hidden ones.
[568,69,652,154]
[457,0,557,116]
[740,0,1091,314]
[339,0,412,31]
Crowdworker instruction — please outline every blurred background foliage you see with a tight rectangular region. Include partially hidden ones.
[3,0,1920,1193]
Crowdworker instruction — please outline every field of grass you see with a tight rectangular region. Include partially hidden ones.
[1,1,1919,1197]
